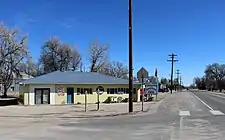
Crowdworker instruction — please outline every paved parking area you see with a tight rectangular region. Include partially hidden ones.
[0,92,169,118]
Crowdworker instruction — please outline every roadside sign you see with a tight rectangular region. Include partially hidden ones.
[96,86,104,95]
[145,76,158,95]
[137,67,149,82]
[145,85,157,95]
[98,91,103,95]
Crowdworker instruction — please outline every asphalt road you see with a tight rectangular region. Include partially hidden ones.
[2,91,225,140]
[192,90,225,113]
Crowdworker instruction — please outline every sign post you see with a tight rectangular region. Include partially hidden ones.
[137,67,148,112]
[85,90,87,112]
[141,75,144,111]
[97,89,100,110]
[96,88,103,111]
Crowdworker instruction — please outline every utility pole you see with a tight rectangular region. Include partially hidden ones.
[128,0,133,113]
[155,68,158,100]
[175,69,181,91]
[141,74,144,111]
[180,75,182,91]
[167,53,178,94]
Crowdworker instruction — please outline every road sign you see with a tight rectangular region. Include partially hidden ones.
[145,76,158,95]
[145,85,157,95]
[137,67,149,82]
[96,86,104,94]
[98,91,103,95]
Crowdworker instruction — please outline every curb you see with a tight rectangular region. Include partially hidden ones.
[58,111,141,119]
[0,111,141,119]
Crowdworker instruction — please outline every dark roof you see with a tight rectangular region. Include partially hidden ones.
[21,71,141,85]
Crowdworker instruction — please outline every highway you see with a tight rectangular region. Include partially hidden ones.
[192,90,225,113]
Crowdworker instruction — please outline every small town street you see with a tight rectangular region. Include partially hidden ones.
[0,91,225,140]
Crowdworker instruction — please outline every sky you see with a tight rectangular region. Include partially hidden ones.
[1,0,225,86]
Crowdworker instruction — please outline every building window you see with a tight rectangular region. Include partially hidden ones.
[109,88,115,94]
[107,88,109,94]
[106,88,131,94]
[77,88,92,94]
[118,88,124,94]
[11,86,15,91]
[114,88,117,94]
[125,88,129,94]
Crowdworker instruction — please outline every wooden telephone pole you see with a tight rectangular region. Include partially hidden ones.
[175,69,181,91]
[128,0,133,113]
[167,53,178,94]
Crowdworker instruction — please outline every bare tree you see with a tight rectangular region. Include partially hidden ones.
[105,61,128,79]
[39,38,82,73]
[189,83,196,89]
[18,57,38,77]
[160,78,168,88]
[57,43,71,70]
[205,76,216,91]
[193,77,201,88]
[89,41,108,72]
[193,76,206,90]
[205,63,225,92]
[40,37,60,73]
[0,24,28,97]
[160,78,168,85]
[70,47,82,71]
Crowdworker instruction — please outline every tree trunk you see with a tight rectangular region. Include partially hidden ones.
[218,81,222,92]
[3,86,7,98]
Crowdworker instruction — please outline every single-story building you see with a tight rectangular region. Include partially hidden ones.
[20,71,141,105]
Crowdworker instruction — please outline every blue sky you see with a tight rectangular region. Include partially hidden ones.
[1,0,225,86]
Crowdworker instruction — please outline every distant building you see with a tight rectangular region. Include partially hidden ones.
[0,73,33,97]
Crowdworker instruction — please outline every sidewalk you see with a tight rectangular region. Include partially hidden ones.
[0,92,169,118]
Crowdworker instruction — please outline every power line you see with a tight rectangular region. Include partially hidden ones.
[167,53,178,94]
[180,75,183,91]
